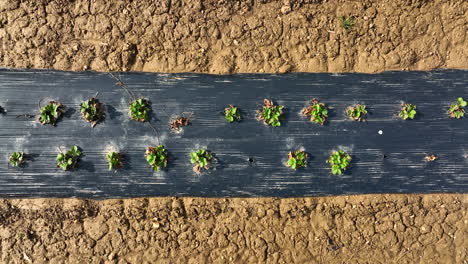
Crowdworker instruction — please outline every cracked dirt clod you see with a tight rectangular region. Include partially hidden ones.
[0,0,466,73]
[0,194,465,263]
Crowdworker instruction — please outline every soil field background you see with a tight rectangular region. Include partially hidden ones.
[0,0,467,263]
[0,0,467,73]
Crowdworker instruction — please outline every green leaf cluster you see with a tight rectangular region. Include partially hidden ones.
[56,146,81,171]
[303,99,328,125]
[146,145,169,171]
[340,16,355,31]
[80,97,105,126]
[347,104,367,121]
[225,105,241,123]
[448,97,466,119]
[399,103,417,120]
[287,150,308,170]
[327,150,351,175]
[259,99,284,127]
[106,152,123,171]
[9,152,25,167]
[39,101,64,126]
[190,149,213,173]
[129,98,151,122]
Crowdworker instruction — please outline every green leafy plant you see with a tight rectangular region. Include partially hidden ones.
[56,146,81,171]
[39,101,64,126]
[346,104,368,121]
[448,97,466,119]
[399,103,417,120]
[340,16,355,31]
[224,104,241,123]
[129,98,151,122]
[106,152,123,170]
[258,99,284,127]
[9,152,25,167]
[190,149,213,173]
[287,150,308,170]
[145,145,169,171]
[302,98,329,125]
[327,150,351,175]
[80,97,105,127]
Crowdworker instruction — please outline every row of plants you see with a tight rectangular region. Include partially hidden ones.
[32,97,466,127]
[7,147,354,175]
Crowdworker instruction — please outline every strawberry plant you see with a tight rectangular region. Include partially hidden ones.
[399,103,417,120]
[286,150,308,170]
[9,152,25,167]
[129,98,151,122]
[106,151,123,170]
[56,146,81,171]
[190,148,213,173]
[224,104,241,123]
[170,116,190,131]
[258,99,284,127]
[327,150,351,175]
[80,97,105,127]
[346,104,367,121]
[302,98,329,125]
[39,101,64,126]
[145,145,169,171]
[448,97,466,119]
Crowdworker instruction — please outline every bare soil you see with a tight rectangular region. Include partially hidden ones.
[0,0,467,74]
[0,194,466,264]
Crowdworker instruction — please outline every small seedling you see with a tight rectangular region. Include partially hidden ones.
[170,116,190,132]
[145,145,169,171]
[327,150,351,175]
[224,104,241,123]
[302,98,329,125]
[258,99,284,127]
[346,104,368,121]
[190,148,213,173]
[399,103,417,120]
[424,154,438,162]
[340,16,355,31]
[80,97,105,127]
[129,98,151,122]
[39,101,64,126]
[287,150,308,170]
[448,97,466,119]
[9,152,25,167]
[106,152,123,170]
[56,146,81,171]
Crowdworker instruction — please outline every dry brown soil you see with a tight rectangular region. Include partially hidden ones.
[0,0,467,73]
[1,1,467,263]
[0,194,466,264]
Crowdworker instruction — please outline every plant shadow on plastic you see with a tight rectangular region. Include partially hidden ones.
[190,148,214,174]
[258,99,284,127]
[56,146,82,171]
[80,97,105,127]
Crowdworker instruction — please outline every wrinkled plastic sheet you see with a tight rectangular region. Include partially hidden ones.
[0,69,466,198]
